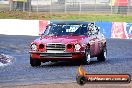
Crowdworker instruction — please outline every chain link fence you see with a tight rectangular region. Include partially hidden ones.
[0,0,132,15]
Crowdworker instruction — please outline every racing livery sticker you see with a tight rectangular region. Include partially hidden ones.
[96,22,112,38]
[39,20,49,35]
[111,22,128,39]
[126,23,132,39]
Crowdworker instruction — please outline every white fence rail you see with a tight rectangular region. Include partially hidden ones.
[0,0,132,15]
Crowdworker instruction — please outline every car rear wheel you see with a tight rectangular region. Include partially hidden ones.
[97,46,107,62]
[30,56,41,67]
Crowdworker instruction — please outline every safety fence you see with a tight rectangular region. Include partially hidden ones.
[0,0,132,15]
[0,19,132,39]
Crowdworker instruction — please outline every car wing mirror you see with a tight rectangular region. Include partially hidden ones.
[39,33,42,36]
[95,27,100,34]
[97,27,100,32]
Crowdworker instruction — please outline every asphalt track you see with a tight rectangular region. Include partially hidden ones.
[0,35,132,87]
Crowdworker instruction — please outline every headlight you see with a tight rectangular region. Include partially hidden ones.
[31,44,37,51]
[75,44,81,51]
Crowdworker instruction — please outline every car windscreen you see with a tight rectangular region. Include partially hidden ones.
[42,24,88,36]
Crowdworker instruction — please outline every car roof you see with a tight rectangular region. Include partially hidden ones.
[50,21,91,25]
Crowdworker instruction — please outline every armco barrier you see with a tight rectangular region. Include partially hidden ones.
[39,20,50,35]
[96,22,132,39]
[96,22,131,39]
[0,19,132,39]
[111,22,129,39]
[126,23,132,39]
[96,22,112,38]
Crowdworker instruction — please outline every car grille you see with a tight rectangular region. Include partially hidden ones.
[40,53,72,58]
[46,43,65,53]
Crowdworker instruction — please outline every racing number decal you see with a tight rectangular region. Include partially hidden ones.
[66,25,80,32]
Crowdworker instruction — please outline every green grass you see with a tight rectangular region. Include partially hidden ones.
[0,11,132,22]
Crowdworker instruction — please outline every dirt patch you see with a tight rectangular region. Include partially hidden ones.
[0,54,15,67]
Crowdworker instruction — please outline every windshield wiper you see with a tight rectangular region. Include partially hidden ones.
[68,33,79,36]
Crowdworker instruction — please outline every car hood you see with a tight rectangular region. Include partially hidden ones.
[35,36,90,44]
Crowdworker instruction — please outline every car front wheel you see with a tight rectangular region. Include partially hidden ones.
[82,49,91,64]
[30,56,41,67]
[97,46,107,62]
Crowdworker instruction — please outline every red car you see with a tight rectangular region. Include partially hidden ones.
[29,21,107,67]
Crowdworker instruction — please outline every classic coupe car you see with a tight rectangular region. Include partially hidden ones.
[29,21,107,67]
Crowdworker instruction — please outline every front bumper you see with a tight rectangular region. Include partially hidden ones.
[29,51,85,61]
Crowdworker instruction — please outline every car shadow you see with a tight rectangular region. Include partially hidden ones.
[38,60,105,68]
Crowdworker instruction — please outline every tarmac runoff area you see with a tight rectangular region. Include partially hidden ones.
[0,34,132,88]
[1,82,132,88]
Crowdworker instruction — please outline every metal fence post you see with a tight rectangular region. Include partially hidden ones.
[9,0,12,11]
[94,0,96,13]
[28,0,31,16]
[23,2,25,12]
[110,0,112,14]
[50,0,52,16]
[79,0,81,15]
[64,0,67,13]
[36,0,39,15]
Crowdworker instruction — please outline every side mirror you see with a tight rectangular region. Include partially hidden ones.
[95,27,100,34]
[98,27,100,31]
[39,33,42,36]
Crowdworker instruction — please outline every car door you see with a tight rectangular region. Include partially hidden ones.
[89,34,99,56]
[87,23,101,56]
[97,32,106,54]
